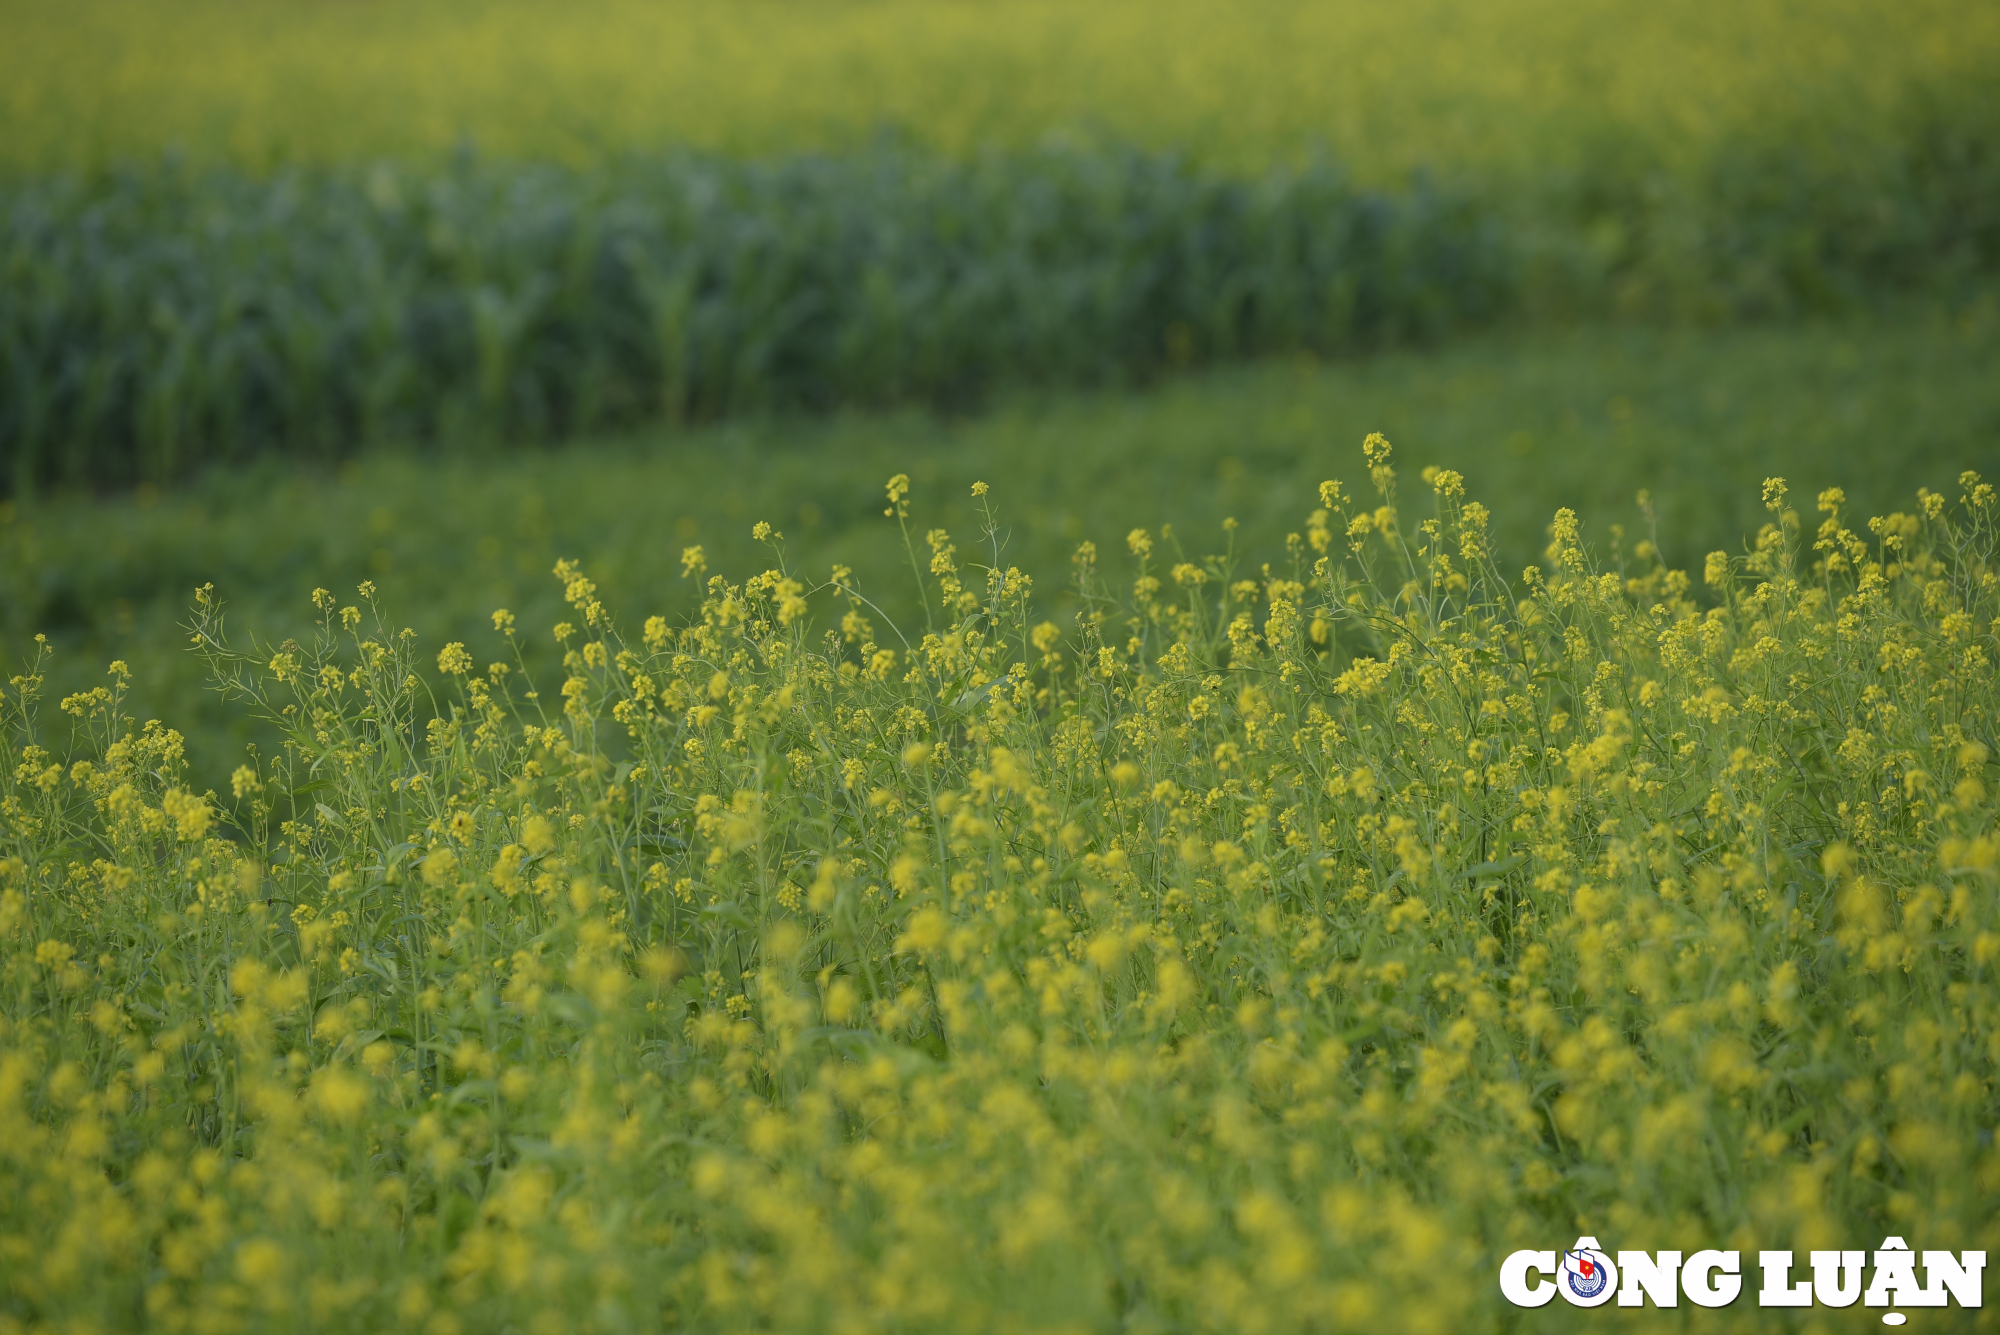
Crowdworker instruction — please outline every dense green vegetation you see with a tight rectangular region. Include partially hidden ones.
[0,149,1508,492]
[6,108,1999,493]
[4,443,1996,1331]
[5,0,1998,493]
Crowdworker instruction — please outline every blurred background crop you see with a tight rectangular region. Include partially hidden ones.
[6,0,1994,176]
[2,0,1997,778]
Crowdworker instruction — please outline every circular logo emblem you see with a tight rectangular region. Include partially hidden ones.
[1559,1247,1617,1306]
[1564,1254,1606,1298]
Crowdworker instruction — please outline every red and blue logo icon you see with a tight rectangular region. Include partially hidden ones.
[1561,1239,1618,1305]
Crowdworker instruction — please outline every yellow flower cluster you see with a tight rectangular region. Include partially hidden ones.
[1,448,1996,1333]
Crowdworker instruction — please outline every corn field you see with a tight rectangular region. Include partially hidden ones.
[5,107,1999,494]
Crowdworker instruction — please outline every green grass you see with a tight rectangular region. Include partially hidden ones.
[8,303,1997,784]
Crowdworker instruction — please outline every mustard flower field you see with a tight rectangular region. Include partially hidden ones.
[4,442,1996,1331]
[3,0,1992,176]
[10,307,1999,792]
[5,0,1999,1327]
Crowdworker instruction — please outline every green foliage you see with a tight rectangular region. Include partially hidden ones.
[2,449,1997,1331]
[7,89,2000,493]
[2,147,1510,493]
[6,0,1998,494]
